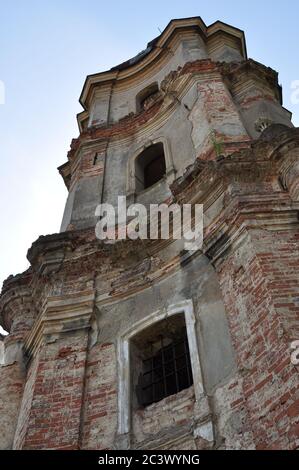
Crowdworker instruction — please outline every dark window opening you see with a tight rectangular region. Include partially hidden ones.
[133,317,193,408]
[135,143,166,192]
[136,83,159,112]
[93,153,99,165]
[144,154,166,189]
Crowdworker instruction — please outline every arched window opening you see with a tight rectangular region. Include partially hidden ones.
[131,313,193,408]
[135,143,166,192]
[136,83,159,112]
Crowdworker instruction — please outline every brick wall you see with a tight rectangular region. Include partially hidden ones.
[81,342,117,450]
[132,386,196,449]
[215,227,299,450]
[0,362,24,449]
[14,331,89,450]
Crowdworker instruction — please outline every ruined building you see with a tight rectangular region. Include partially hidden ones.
[0,17,298,450]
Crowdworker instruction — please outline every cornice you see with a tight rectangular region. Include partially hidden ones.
[59,60,222,186]
[2,126,299,334]
[219,59,283,104]
[24,289,95,358]
[79,17,246,110]
[42,126,299,262]
[171,126,299,199]
[61,58,287,189]
[0,270,33,333]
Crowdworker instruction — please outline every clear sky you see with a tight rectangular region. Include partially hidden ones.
[0,1,298,333]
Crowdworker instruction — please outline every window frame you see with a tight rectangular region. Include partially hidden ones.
[136,82,159,113]
[126,137,176,201]
[135,142,167,192]
[117,300,205,437]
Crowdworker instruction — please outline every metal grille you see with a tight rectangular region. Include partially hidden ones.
[139,333,193,407]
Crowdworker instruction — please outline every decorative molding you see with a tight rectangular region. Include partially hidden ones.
[79,18,246,109]
[24,290,95,358]
[255,117,273,133]
[126,136,176,198]
[116,300,205,441]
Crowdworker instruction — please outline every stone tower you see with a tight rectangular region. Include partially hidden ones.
[0,17,298,450]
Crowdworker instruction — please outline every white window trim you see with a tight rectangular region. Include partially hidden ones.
[117,299,204,436]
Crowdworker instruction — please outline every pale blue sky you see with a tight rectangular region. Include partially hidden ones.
[0,1,298,333]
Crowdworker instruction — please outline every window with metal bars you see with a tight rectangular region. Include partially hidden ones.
[137,333,193,407]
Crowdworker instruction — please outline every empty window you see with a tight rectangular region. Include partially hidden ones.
[135,143,166,192]
[136,83,159,112]
[131,313,193,408]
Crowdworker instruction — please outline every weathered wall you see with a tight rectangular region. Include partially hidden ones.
[107,36,208,124]
[81,342,118,450]
[14,330,90,450]
[214,228,299,449]
[1,17,298,451]
[75,252,235,450]
[0,362,24,449]
[60,58,292,233]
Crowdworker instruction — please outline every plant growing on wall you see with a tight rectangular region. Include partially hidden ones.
[209,130,224,158]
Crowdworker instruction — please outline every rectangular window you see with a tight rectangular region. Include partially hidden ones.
[138,331,193,407]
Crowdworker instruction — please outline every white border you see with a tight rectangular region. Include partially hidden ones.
[117,299,204,435]
[126,137,176,198]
